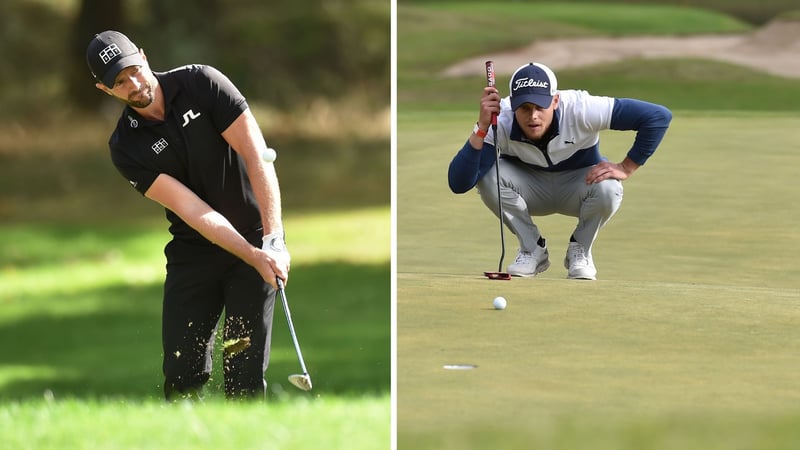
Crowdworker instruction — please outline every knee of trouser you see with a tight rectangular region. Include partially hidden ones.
[479,169,522,210]
[591,179,624,210]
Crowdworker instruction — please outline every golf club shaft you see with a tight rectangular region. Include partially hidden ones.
[276,278,309,375]
[493,122,504,272]
[485,60,506,272]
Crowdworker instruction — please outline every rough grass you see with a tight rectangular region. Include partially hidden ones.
[398,0,800,25]
[1,396,389,450]
[534,0,800,25]
[0,207,391,448]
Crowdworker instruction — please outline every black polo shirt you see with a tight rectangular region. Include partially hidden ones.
[109,65,260,242]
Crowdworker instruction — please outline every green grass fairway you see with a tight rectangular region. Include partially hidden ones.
[0,207,390,449]
[397,111,800,449]
[1,397,387,450]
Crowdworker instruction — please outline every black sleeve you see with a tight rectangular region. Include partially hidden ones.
[195,65,249,133]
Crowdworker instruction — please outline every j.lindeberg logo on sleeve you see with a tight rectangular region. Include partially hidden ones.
[152,138,169,154]
[181,109,201,127]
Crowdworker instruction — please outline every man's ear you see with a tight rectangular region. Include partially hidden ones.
[552,93,560,110]
[95,82,113,96]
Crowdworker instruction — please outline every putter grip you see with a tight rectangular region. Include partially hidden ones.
[485,60,496,88]
[485,60,497,126]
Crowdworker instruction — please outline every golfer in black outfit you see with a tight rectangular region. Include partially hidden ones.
[86,30,290,400]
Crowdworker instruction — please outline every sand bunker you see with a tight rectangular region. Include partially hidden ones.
[442,20,800,79]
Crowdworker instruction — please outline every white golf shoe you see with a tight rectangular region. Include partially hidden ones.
[564,242,597,280]
[507,241,550,277]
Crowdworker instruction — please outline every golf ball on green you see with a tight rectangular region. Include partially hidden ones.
[493,296,507,310]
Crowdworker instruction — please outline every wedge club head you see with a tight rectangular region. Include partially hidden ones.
[288,373,313,391]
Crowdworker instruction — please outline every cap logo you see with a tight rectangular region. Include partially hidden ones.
[513,77,549,91]
[99,43,122,64]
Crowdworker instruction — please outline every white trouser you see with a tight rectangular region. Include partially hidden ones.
[476,157,623,257]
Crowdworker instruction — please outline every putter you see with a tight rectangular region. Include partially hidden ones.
[483,60,512,281]
[276,278,313,391]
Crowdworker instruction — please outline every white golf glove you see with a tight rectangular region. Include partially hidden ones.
[262,231,291,268]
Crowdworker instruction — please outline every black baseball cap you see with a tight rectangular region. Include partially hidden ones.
[86,31,145,88]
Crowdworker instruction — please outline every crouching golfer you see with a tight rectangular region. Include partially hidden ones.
[87,31,289,399]
[448,62,671,280]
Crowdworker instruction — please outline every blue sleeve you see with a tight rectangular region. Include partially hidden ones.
[448,140,497,193]
[610,98,672,165]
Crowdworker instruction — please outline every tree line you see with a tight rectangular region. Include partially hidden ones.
[2,0,389,119]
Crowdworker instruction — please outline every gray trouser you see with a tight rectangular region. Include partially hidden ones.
[476,157,623,256]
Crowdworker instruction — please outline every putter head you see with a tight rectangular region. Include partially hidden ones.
[484,271,512,280]
[288,373,313,391]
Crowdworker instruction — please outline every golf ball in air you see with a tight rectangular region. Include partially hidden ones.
[261,147,277,163]
[493,296,507,310]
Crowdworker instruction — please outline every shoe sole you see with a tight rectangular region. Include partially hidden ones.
[567,273,596,280]
[563,259,596,280]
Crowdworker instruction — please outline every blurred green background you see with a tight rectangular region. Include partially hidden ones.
[1,0,390,220]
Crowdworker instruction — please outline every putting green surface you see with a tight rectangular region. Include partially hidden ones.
[397,111,800,448]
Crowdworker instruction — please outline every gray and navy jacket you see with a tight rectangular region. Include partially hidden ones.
[448,90,672,193]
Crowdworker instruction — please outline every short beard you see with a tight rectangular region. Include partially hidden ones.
[127,84,154,108]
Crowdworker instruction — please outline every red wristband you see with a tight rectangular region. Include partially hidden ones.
[473,122,488,138]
